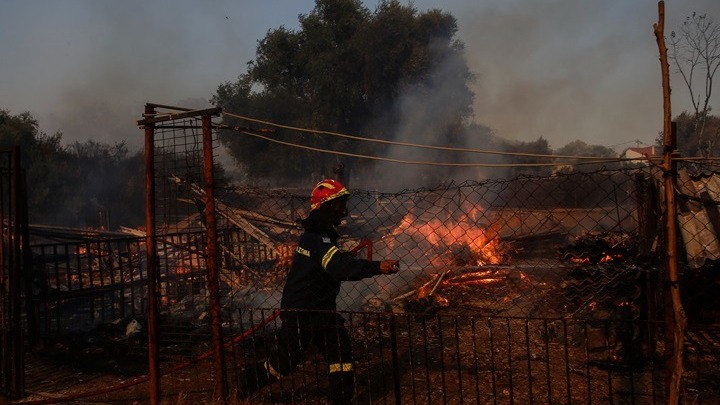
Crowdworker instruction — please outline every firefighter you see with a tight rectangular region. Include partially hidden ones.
[238,178,400,403]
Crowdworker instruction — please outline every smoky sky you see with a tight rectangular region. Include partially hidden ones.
[2,0,720,154]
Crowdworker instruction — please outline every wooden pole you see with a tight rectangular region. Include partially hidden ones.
[653,3,686,404]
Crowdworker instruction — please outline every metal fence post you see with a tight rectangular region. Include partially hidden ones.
[8,147,25,398]
[202,111,228,402]
[143,104,161,405]
[388,312,401,405]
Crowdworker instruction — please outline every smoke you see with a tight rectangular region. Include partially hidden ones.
[362,37,500,191]
[5,0,720,170]
[42,3,206,149]
[359,0,715,189]
[346,0,720,194]
[454,1,652,149]
[10,1,270,150]
[450,0,720,150]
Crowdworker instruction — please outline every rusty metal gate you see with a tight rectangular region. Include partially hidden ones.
[139,104,227,403]
[0,147,29,399]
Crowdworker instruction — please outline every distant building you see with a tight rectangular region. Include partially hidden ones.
[622,146,661,164]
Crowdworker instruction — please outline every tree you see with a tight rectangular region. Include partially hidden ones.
[500,137,553,178]
[555,140,617,159]
[0,110,148,228]
[553,140,620,173]
[0,110,73,223]
[66,140,145,228]
[664,111,720,156]
[212,0,475,185]
[669,12,720,156]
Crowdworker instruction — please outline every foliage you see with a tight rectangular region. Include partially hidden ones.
[669,12,720,156]
[555,140,617,159]
[0,110,145,229]
[65,140,145,228]
[0,110,72,224]
[662,111,720,157]
[212,0,475,185]
[552,140,620,173]
[499,137,553,178]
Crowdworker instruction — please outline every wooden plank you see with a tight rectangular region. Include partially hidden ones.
[170,176,279,257]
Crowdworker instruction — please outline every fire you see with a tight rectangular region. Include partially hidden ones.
[416,283,434,299]
[387,205,507,268]
[569,254,620,264]
[598,254,615,264]
[274,242,296,267]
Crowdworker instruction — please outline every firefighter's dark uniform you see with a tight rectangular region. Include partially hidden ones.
[241,221,382,404]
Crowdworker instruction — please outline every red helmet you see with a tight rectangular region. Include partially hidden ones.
[310,179,349,211]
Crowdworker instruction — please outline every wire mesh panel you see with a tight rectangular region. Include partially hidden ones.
[145,107,226,365]
[30,237,147,337]
[228,310,719,405]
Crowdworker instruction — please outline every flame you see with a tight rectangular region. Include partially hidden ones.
[274,242,296,267]
[570,254,620,264]
[450,278,502,286]
[387,205,507,267]
[416,283,433,299]
[598,254,615,264]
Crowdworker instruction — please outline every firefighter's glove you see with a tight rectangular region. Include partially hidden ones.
[380,260,400,274]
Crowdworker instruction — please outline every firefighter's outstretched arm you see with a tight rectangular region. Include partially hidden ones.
[379,260,399,274]
[320,246,399,281]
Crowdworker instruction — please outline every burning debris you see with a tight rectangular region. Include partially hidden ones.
[390,270,450,313]
[383,203,509,269]
[386,265,532,315]
[559,231,639,264]
[356,201,517,313]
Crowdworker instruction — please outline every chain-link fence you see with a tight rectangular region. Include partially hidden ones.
[218,170,648,319]
[19,107,720,403]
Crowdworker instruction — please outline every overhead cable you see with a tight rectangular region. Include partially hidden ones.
[222,126,632,168]
[222,112,643,161]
